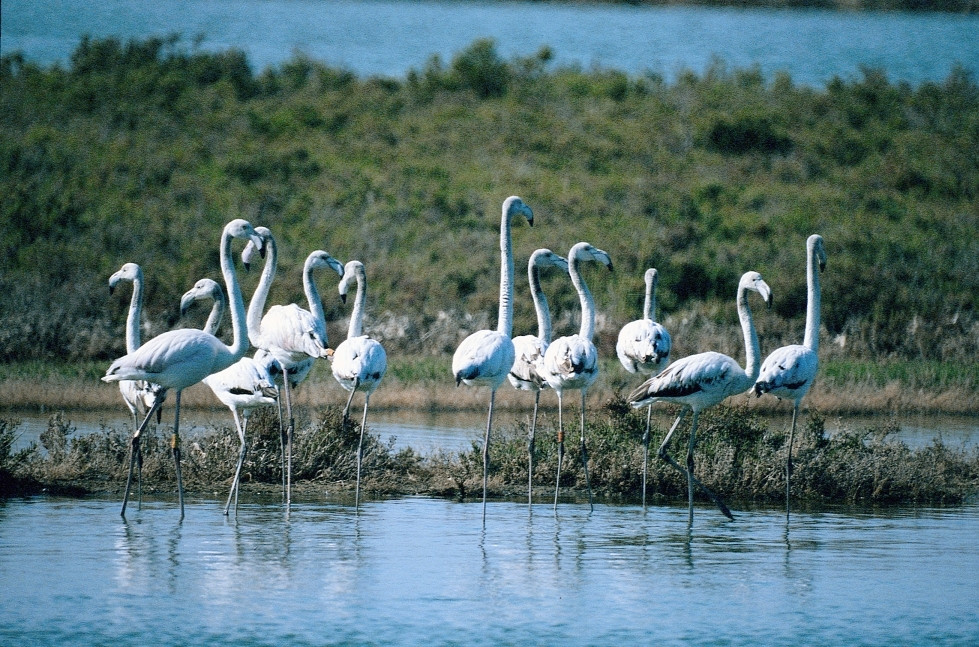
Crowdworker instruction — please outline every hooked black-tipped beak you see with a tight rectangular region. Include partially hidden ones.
[340,293,347,305]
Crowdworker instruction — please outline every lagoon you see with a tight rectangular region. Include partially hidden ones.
[2,0,978,86]
[1,496,978,646]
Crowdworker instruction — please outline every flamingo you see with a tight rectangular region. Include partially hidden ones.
[627,271,772,524]
[452,195,534,523]
[102,218,264,519]
[180,278,280,516]
[108,262,165,508]
[753,234,826,518]
[615,268,672,509]
[507,248,569,506]
[540,242,613,511]
[243,226,344,508]
[327,260,388,510]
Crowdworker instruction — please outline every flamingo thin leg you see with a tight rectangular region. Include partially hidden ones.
[657,408,733,521]
[171,390,185,521]
[482,390,496,525]
[355,392,370,510]
[553,391,565,510]
[528,390,539,507]
[579,390,593,512]
[121,397,162,518]
[225,412,248,516]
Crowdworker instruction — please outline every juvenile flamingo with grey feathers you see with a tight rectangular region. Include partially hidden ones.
[627,271,771,524]
[508,249,568,506]
[102,219,265,519]
[540,242,613,511]
[452,196,534,524]
[180,278,280,516]
[753,234,826,519]
[108,262,166,508]
[328,260,387,510]
[242,226,344,509]
[615,268,671,509]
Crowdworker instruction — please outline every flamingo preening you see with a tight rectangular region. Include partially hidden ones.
[452,196,533,524]
[328,260,388,510]
[627,271,772,524]
[508,249,569,506]
[615,268,672,509]
[180,278,280,516]
[540,242,613,511]
[108,262,165,508]
[753,234,826,519]
[103,219,265,519]
[243,226,344,509]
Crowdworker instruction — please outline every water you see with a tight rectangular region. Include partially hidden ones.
[2,0,977,87]
[1,496,977,646]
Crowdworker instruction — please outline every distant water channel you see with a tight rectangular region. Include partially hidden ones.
[2,497,978,646]
[3,0,978,86]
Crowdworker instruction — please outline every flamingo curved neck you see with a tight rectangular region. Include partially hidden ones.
[529,261,552,343]
[347,265,367,339]
[125,271,143,354]
[220,224,249,363]
[246,234,278,348]
[303,256,328,343]
[497,207,515,338]
[642,270,657,322]
[737,285,762,382]
[804,243,822,352]
[571,256,596,341]
[203,289,226,337]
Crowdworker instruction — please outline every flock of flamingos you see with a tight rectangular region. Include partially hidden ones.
[101,196,826,525]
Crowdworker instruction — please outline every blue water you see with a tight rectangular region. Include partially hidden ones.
[2,0,977,86]
[1,497,978,646]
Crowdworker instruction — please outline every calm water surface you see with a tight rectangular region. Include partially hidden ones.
[1,496,978,646]
[2,0,977,86]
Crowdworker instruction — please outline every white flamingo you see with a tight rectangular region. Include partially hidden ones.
[452,195,534,523]
[507,248,568,506]
[328,260,388,510]
[627,271,772,524]
[102,219,264,519]
[108,262,165,508]
[615,267,672,509]
[540,242,613,511]
[753,234,826,518]
[243,226,344,507]
[180,278,280,516]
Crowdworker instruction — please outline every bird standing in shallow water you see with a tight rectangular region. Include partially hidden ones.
[616,267,671,510]
[452,195,533,524]
[329,260,388,510]
[103,219,265,520]
[753,234,826,519]
[540,242,613,512]
[508,249,569,507]
[627,271,772,525]
[180,278,280,516]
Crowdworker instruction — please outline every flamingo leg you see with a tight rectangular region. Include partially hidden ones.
[225,411,248,516]
[657,408,733,521]
[579,390,593,512]
[787,401,799,520]
[355,391,369,511]
[553,391,565,510]
[171,390,185,521]
[481,389,497,525]
[282,375,294,511]
[642,404,652,510]
[528,390,539,508]
[275,390,286,502]
[121,397,163,517]
[342,384,357,424]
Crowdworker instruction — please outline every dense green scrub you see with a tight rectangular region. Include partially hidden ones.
[1,36,977,367]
